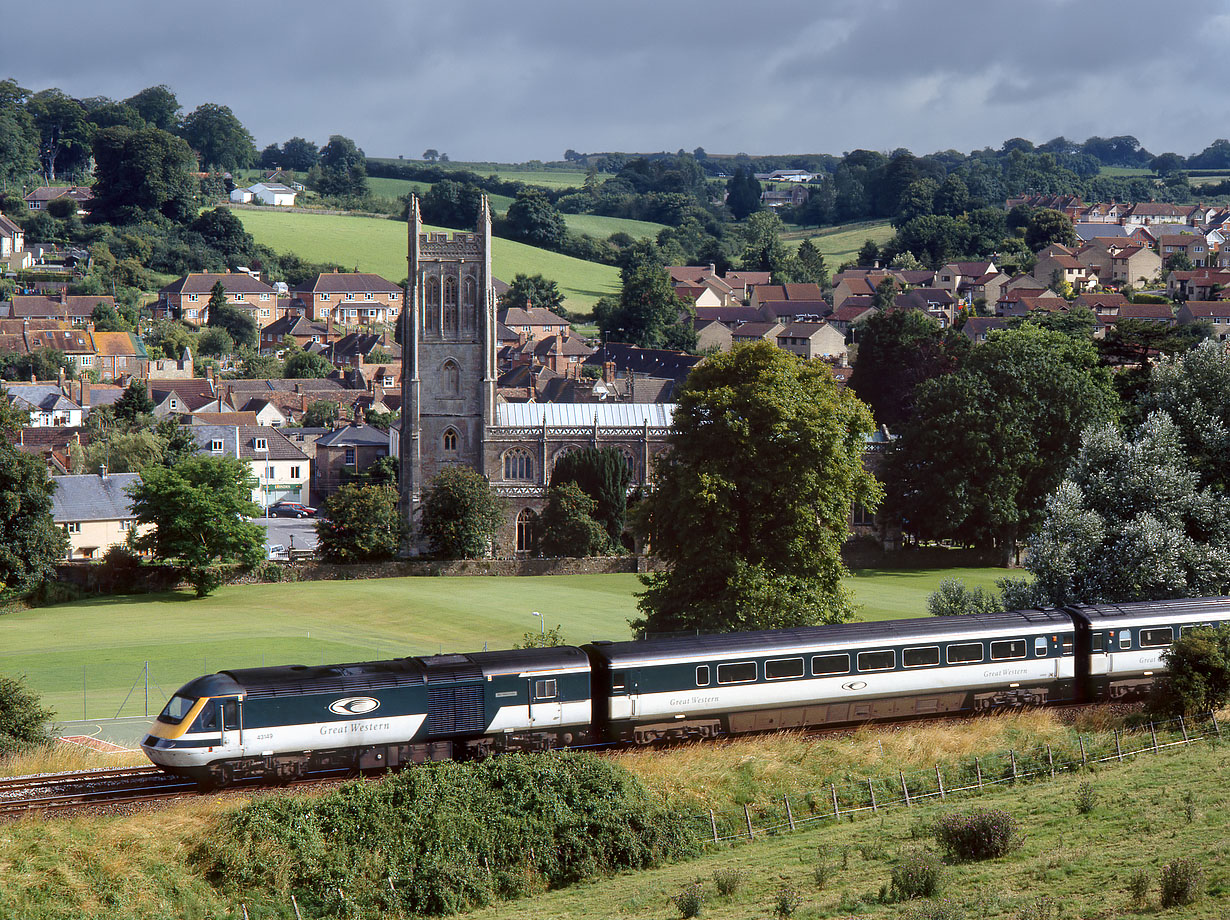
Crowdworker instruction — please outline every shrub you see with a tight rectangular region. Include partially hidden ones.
[890,848,944,901]
[773,885,800,919]
[674,883,703,918]
[927,578,1001,616]
[0,674,54,755]
[1074,781,1097,815]
[934,808,1024,861]
[712,867,743,897]
[1159,857,1203,907]
[1127,868,1149,908]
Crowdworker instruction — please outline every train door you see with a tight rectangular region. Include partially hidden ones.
[217,696,242,749]
[528,677,562,728]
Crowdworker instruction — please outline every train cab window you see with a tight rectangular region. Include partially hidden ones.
[857,650,895,672]
[812,654,850,676]
[990,640,1026,661]
[190,699,218,732]
[157,695,196,724]
[903,646,940,668]
[947,643,984,664]
[765,657,805,680]
[696,666,710,687]
[717,662,757,684]
[1034,637,1047,657]
[534,679,557,700]
[1140,627,1173,647]
[1119,631,1132,650]
[611,673,626,692]
[222,700,239,730]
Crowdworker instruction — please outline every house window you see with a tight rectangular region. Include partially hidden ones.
[254,438,268,451]
[443,429,458,452]
[64,522,81,533]
[346,292,354,301]
[234,294,244,301]
[260,293,269,301]
[289,466,300,479]
[260,309,270,318]
[169,399,178,410]
[516,508,534,552]
[80,355,93,366]
[382,376,394,387]
[322,293,331,300]
[120,520,132,531]
[188,294,198,302]
[210,439,224,452]
[344,447,356,465]
[265,465,275,479]
[504,448,533,481]
[390,292,399,301]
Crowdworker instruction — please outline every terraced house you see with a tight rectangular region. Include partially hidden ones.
[156,272,276,325]
[292,272,402,326]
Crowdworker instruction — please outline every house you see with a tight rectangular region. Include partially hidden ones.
[90,332,149,380]
[1117,303,1176,325]
[149,379,232,419]
[1157,233,1210,267]
[1167,269,1230,301]
[723,270,771,300]
[313,421,391,497]
[826,303,877,335]
[694,305,768,327]
[695,319,733,353]
[583,342,703,384]
[316,331,401,369]
[50,472,142,560]
[1032,246,1094,293]
[1110,245,1162,286]
[148,347,196,381]
[0,214,23,258]
[760,185,809,208]
[248,182,296,207]
[10,293,113,326]
[221,377,352,425]
[1072,293,1130,318]
[191,425,311,507]
[775,321,846,360]
[259,312,338,354]
[893,289,957,326]
[527,331,596,376]
[749,283,828,322]
[934,261,997,299]
[0,319,97,370]
[292,272,403,326]
[1122,202,1189,228]
[156,272,277,325]
[497,306,571,342]
[1176,301,1230,338]
[3,383,83,427]
[229,187,254,204]
[961,317,1010,343]
[967,271,1009,309]
[730,321,786,345]
[23,186,93,213]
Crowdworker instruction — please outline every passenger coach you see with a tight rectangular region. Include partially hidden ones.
[584,610,1076,745]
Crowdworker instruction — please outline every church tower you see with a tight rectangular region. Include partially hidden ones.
[400,195,498,550]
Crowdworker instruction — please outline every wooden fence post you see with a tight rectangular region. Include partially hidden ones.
[1047,744,1054,779]
[1114,730,1123,762]
[388,876,397,894]
[241,905,249,920]
[1078,735,1087,767]
[1211,711,1222,738]
[784,796,795,831]
[1150,722,1158,754]
[975,757,983,789]
[744,803,754,839]
[710,809,718,843]
[1009,749,1017,782]
[935,764,945,799]
[290,894,302,920]
[831,783,841,819]
[1180,715,1189,743]
[900,771,911,807]
[868,777,878,812]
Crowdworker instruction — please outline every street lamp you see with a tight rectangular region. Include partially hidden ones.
[532,610,543,636]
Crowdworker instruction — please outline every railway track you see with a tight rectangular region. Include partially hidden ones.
[0,765,198,818]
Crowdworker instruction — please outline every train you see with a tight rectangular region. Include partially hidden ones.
[141,596,1230,787]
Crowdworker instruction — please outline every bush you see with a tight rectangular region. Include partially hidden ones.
[25,579,84,607]
[1127,868,1149,908]
[1074,781,1097,815]
[934,808,1024,861]
[674,883,704,918]
[927,578,1001,617]
[773,885,800,919]
[712,868,743,897]
[1159,857,1203,907]
[0,674,54,755]
[890,848,944,901]
[99,545,147,594]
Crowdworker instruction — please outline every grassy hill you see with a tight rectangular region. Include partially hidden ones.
[784,220,897,265]
[232,208,620,314]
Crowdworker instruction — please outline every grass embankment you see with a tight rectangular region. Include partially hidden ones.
[2,711,1226,918]
[232,207,620,315]
[1,568,1009,720]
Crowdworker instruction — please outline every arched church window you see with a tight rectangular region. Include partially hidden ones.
[442,359,460,396]
[619,447,638,482]
[463,275,477,332]
[425,275,440,333]
[516,508,536,553]
[444,275,458,335]
[443,428,458,453]
[504,448,534,481]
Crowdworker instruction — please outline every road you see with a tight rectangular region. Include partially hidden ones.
[251,516,318,553]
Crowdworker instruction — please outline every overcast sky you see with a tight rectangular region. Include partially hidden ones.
[9,0,1229,163]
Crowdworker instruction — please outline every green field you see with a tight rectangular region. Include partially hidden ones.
[3,568,1007,720]
[561,212,667,240]
[785,220,897,264]
[1098,166,1153,177]
[232,208,620,314]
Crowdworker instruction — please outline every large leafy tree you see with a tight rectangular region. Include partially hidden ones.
[593,239,694,349]
[1024,207,1077,251]
[539,481,612,557]
[550,446,631,545]
[315,134,367,197]
[316,484,407,563]
[122,85,181,132]
[505,188,566,248]
[418,466,506,559]
[205,282,258,349]
[128,455,264,596]
[28,88,92,181]
[280,136,319,171]
[847,308,970,428]
[91,125,199,223]
[0,442,67,596]
[0,82,38,186]
[420,179,483,229]
[1025,413,1230,608]
[886,324,1117,562]
[739,210,800,281]
[725,167,761,220]
[499,273,567,317]
[190,208,257,266]
[0,675,54,755]
[179,103,256,171]
[284,349,334,379]
[634,342,881,635]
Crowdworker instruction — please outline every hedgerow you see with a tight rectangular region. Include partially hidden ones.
[195,753,699,916]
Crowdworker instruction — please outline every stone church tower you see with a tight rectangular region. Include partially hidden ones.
[400,195,498,550]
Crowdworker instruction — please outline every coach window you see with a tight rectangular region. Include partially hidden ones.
[765,657,805,680]
[811,654,850,676]
[1119,631,1132,650]
[695,666,710,687]
[857,650,894,672]
[946,643,984,664]
[1034,637,1048,656]
[903,646,940,668]
[1180,625,1194,638]
[1140,627,1173,647]
[990,639,1026,661]
[534,679,557,700]
[716,662,757,684]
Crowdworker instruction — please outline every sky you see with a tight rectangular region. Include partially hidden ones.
[8,0,1230,163]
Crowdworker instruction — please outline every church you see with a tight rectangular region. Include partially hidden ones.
[397,195,674,553]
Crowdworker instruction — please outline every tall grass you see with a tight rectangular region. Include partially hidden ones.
[0,743,147,778]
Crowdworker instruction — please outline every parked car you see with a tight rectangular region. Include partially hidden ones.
[268,501,317,518]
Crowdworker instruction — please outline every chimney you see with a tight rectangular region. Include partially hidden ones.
[300,393,308,413]
[57,365,65,390]
[206,364,215,385]
[373,381,385,405]
[80,375,90,408]
[603,360,616,384]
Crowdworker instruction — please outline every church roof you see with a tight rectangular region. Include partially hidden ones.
[496,403,675,428]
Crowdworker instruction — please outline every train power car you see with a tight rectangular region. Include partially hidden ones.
[585,609,1076,746]
[142,645,591,786]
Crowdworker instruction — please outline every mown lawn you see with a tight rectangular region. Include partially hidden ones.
[232,207,620,314]
[3,567,1009,719]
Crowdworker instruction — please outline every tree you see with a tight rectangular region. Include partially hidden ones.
[128,455,264,596]
[539,481,612,557]
[91,125,198,223]
[847,308,969,427]
[550,446,631,544]
[420,179,483,229]
[1164,251,1194,273]
[927,578,1002,617]
[739,210,800,281]
[1024,413,1230,608]
[284,349,335,379]
[1139,339,1230,492]
[123,85,181,132]
[280,136,319,171]
[1024,208,1077,251]
[725,167,761,220]
[795,238,828,287]
[593,239,692,349]
[0,441,68,596]
[111,379,154,425]
[0,674,54,755]
[91,301,131,332]
[886,324,1117,562]
[190,207,257,266]
[179,103,256,171]
[505,188,566,248]
[633,342,881,635]
[198,326,235,357]
[422,149,439,162]
[316,134,367,198]
[1152,624,1230,716]
[0,101,39,186]
[302,399,340,428]
[858,239,881,266]
[498,273,566,316]
[315,484,407,563]
[28,89,92,181]
[418,466,506,559]
[204,282,257,349]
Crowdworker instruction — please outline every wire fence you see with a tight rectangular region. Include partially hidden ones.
[687,712,1222,844]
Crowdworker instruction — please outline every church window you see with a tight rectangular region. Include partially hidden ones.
[619,447,638,482]
[516,509,535,553]
[442,359,460,396]
[425,276,440,333]
[463,275,477,331]
[443,428,458,452]
[504,448,533,481]
[444,276,458,335]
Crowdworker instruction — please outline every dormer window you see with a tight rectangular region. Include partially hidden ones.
[210,439,223,452]
[254,438,268,451]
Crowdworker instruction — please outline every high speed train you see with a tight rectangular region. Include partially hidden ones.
[141,597,1230,787]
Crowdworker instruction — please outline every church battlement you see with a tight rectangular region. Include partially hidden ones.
[419,231,483,257]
